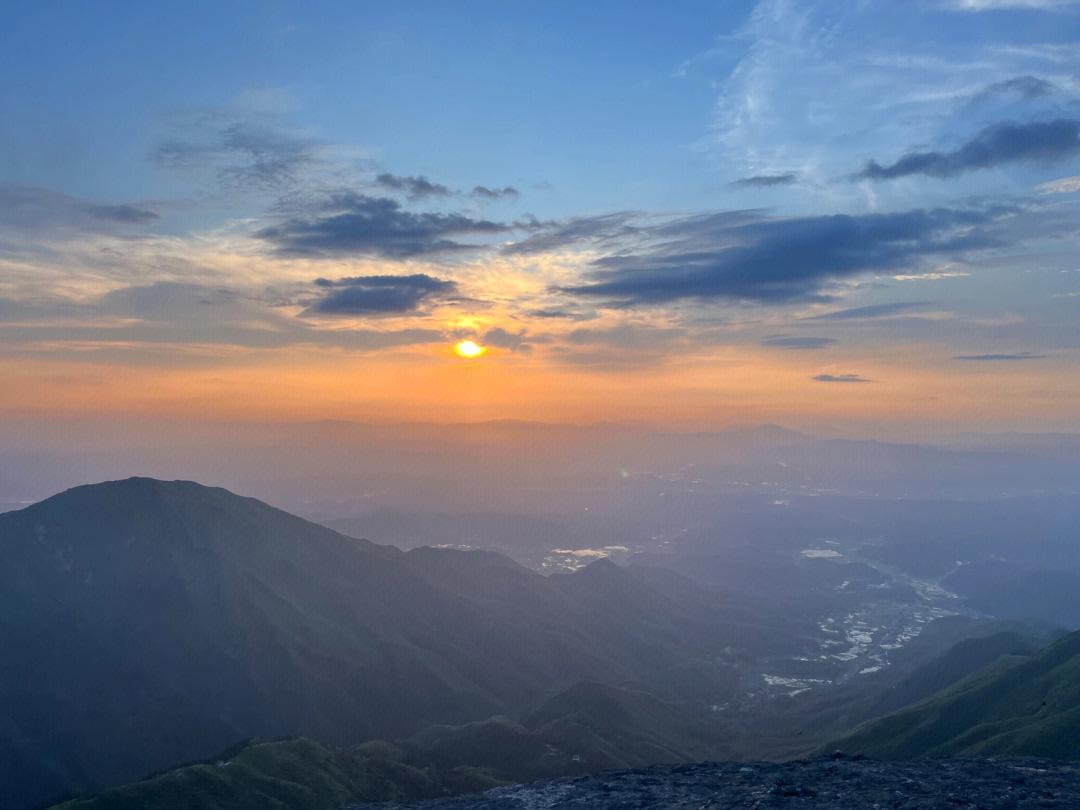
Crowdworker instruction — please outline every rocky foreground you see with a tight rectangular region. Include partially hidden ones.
[346,756,1080,809]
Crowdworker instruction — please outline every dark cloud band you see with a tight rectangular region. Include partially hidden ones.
[375,174,453,200]
[732,173,797,188]
[257,193,512,258]
[308,273,457,315]
[561,208,999,305]
[857,119,1080,181]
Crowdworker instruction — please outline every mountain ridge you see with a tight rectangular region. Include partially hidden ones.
[0,477,799,810]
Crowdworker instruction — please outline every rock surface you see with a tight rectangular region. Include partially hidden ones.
[345,756,1080,809]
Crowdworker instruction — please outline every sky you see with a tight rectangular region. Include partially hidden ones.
[3,0,1080,434]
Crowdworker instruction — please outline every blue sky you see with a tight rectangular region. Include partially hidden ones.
[2,0,1080,431]
[2,1,741,213]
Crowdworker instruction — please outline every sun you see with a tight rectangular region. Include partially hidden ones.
[454,340,484,358]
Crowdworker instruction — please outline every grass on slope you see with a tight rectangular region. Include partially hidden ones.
[832,630,1080,759]
[50,738,500,810]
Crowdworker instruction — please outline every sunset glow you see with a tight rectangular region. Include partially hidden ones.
[0,1,1078,438]
[454,340,484,359]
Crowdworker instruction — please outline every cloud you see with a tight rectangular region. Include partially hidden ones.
[760,336,837,349]
[151,111,323,192]
[503,213,637,255]
[732,173,798,188]
[813,373,872,382]
[953,351,1047,359]
[565,324,687,350]
[472,185,520,200]
[949,0,1078,11]
[1036,175,1080,193]
[807,301,933,319]
[82,203,159,224]
[856,119,1080,180]
[563,208,1001,305]
[482,326,531,352]
[374,173,453,200]
[371,175,519,201]
[0,281,450,357]
[96,282,237,317]
[974,75,1056,101]
[256,193,515,258]
[527,308,597,321]
[307,274,457,315]
[0,183,158,231]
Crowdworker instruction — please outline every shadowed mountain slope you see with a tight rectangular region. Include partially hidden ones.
[0,478,801,810]
[832,629,1080,758]
[48,738,500,810]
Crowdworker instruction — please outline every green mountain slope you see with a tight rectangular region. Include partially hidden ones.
[50,738,499,810]
[47,682,719,810]
[831,629,1080,758]
[0,478,800,809]
[401,681,718,782]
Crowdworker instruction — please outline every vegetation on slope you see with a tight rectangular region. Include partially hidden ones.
[0,478,802,809]
[832,630,1080,758]
[51,738,499,810]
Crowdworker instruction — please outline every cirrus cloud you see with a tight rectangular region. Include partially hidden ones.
[813,373,872,382]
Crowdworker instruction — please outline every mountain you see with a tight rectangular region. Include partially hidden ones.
[0,478,802,810]
[831,629,1080,758]
[50,738,499,810]
[41,682,723,810]
[399,681,718,782]
[47,617,1068,810]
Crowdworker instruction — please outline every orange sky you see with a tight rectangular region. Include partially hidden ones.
[3,331,1076,433]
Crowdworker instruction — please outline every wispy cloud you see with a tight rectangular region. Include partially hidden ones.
[953,351,1047,359]
[0,280,449,357]
[973,75,1057,101]
[707,0,1078,199]
[0,183,158,231]
[812,373,872,382]
[502,213,638,255]
[732,173,798,188]
[151,110,326,192]
[949,0,1078,11]
[807,301,933,319]
[760,335,837,349]
[1036,175,1080,193]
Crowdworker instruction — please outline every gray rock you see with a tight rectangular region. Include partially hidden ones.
[344,758,1080,809]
